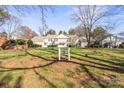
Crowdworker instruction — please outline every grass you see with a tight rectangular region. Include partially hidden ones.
[0,47,124,88]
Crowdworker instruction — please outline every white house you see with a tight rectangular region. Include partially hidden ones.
[32,34,69,47]
[102,35,124,48]
[56,34,68,47]
[31,34,88,48]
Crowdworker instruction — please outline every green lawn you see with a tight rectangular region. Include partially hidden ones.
[0,48,124,88]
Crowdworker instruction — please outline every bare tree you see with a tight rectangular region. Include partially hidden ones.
[5,16,21,40]
[19,26,38,40]
[68,26,85,36]
[38,26,43,36]
[46,29,56,35]
[72,5,122,47]
[2,5,54,36]
[0,6,11,27]
[38,6,51,36]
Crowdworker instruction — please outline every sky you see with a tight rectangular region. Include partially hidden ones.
[7,5,76,34]
[2,5,124,36]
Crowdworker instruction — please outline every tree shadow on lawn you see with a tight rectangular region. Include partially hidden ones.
[14,76,23,88]
[25,51,54,61]
[0,62,56,88]
[33,69,57,88]
[79,65,106,88]
[63,60,124,88]
[0,73,13,88]
[71,56,124,73]
[0,60,58,72]
[0,69,56,88]
[71,51,124,71]
[0,51,124,88]
[86,56,124,67]
[0,53,27,60]
[0,59,124,88]
[35,47,58,54]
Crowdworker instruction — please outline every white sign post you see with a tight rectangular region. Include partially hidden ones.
[68,48,70,60]
[58,48,61,60]
[58,48,70,61]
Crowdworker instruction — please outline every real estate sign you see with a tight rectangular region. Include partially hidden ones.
[58,48,70,61]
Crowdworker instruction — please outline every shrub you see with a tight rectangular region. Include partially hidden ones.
[90,41,102,48]
[68,44,75,47]
[119,43,124,48]
[1,39,27,50]
[1,39,16,49]
[103,42,110,48]
[27,39,33,47]
[8,39,17,46]
[16,39,26,45]
[33,44,42,47]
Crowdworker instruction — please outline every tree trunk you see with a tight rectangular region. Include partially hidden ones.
[87,42,90,48]
[87,38,91,48]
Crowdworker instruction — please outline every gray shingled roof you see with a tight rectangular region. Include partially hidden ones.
[31,36,46,42]
[56,34,68,39]
[46,35,57,38]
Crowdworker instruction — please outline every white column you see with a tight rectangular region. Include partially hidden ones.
[68,48,70,61]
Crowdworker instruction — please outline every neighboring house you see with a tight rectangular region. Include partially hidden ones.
[31,34,88,48]
[102,35,124,48]
[31,36,48,47]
